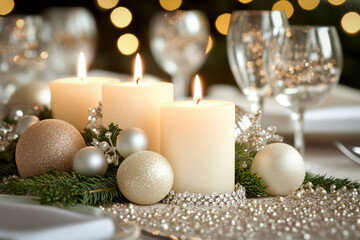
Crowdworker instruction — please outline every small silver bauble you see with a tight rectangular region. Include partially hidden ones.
[73,146,108,177]
[15,115,40,136]
[116,127,149,158]
[117,151,173,205]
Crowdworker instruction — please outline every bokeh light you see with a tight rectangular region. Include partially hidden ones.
[238,0,253,4]
[96,0,118,10]
[298,0,320,11]
[159,0,182,11]
[110,7,132,28]
[272,1,294,19]
[0,0,15,15]
[205,36,213,54]
[328,0,346,6]
[341,12,360,35]
[117,33,139,55]
[215,13,231,35]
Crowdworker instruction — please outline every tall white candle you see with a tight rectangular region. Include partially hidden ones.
[102,54,173,152]
[161,75,235,194]
[50,53,119,131]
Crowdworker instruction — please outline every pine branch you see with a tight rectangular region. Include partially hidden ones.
[37,107,52,120]
[235,142,256,169]
[0,161,17,177]
[304,172,360,192]
[235,142,267,197]
[0,140,17,163]
[236,168,268,198]
[0,165,125,207]
[82,123,122,146]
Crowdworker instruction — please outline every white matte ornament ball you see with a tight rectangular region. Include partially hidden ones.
[73,147,108,177]
[117,151,173,205]
[116,127,149,158]
[9,81,51,108]
[251,143,305,196]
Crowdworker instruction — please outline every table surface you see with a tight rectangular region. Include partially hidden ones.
[305,144,360,181]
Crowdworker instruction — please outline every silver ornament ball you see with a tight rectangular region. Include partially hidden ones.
[16,115,40,136]
[117,151,173,205]
[73,146,108,177]
[116,127,149,158]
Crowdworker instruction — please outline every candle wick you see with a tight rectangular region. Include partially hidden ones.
[136,77,141,85]
[196,98,200,105]
[80,77,84,83]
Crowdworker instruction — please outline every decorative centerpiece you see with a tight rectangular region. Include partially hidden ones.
[0,54,359,240]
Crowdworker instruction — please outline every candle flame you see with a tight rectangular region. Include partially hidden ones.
[194,75,202,105]
[134,53,142,85]
[77,52,86,82]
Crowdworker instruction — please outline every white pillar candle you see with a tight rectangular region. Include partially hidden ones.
[50,53,119,131]
[102,54,173,152]
[161,75,235,194]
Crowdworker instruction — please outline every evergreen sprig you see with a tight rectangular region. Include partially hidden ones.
[304,172,360,192]
[82,123,122,146]
[235,142,267,198]
[0,165,125,207]
[0,140,18,178]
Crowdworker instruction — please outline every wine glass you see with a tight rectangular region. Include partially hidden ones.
[149,10,209,99]
[43,7,97,76]
[227,10,289,115]
[267,26,343,155]
[0,15,51,103]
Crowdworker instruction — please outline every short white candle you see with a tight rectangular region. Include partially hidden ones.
[102,54,173,152]
[50,53,119,131]
[161,75,235,194]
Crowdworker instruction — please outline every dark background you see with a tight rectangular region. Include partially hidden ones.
[9,0,360,94]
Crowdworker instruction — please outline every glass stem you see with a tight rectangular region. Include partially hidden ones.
[249,97,264,125]
[172,74,190,100]
[292,107,305,156]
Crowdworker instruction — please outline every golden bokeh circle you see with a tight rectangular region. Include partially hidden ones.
[97,0,118,10]
[272,1,294,19]
[0,0,15,16]
[117,34,139,55]
[159,0,182,11]
[238,0,253,4]
[328,0,346,6]
[215,13,231,35]
[110,7,132,28]
[341,12,360,34]
[298,0,320,11]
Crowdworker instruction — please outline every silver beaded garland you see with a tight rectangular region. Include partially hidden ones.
[116,127,149,158]
[73,146,108,177]
[162,183,246,207]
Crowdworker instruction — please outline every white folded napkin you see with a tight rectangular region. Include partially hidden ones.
[0,202,115,240]
[207,84,360,137]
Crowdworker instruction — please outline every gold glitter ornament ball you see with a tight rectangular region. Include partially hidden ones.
[251,143,305,196]
[117,151,174,205]
[16,119,86,178]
